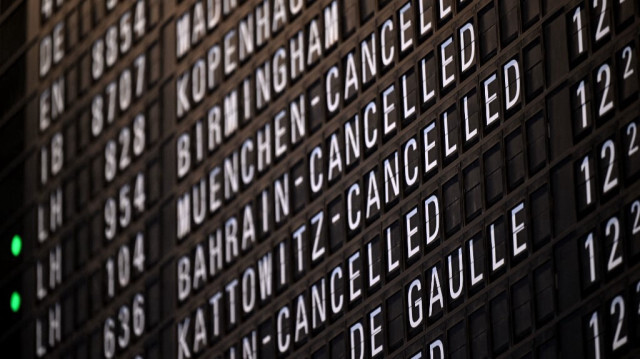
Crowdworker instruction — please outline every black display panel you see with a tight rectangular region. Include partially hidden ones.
[0,0,639,358]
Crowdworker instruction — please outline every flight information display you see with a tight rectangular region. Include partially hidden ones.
[0,0,639,358]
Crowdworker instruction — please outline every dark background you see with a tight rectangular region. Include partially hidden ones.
[0,0,639,358]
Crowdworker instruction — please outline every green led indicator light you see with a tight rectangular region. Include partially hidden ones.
[11,235,22,257]
[10,292,21,313]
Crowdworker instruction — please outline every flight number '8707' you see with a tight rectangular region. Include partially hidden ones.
[92,56,146,139]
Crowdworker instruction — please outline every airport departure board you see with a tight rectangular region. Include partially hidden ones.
[0,0,639,358]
